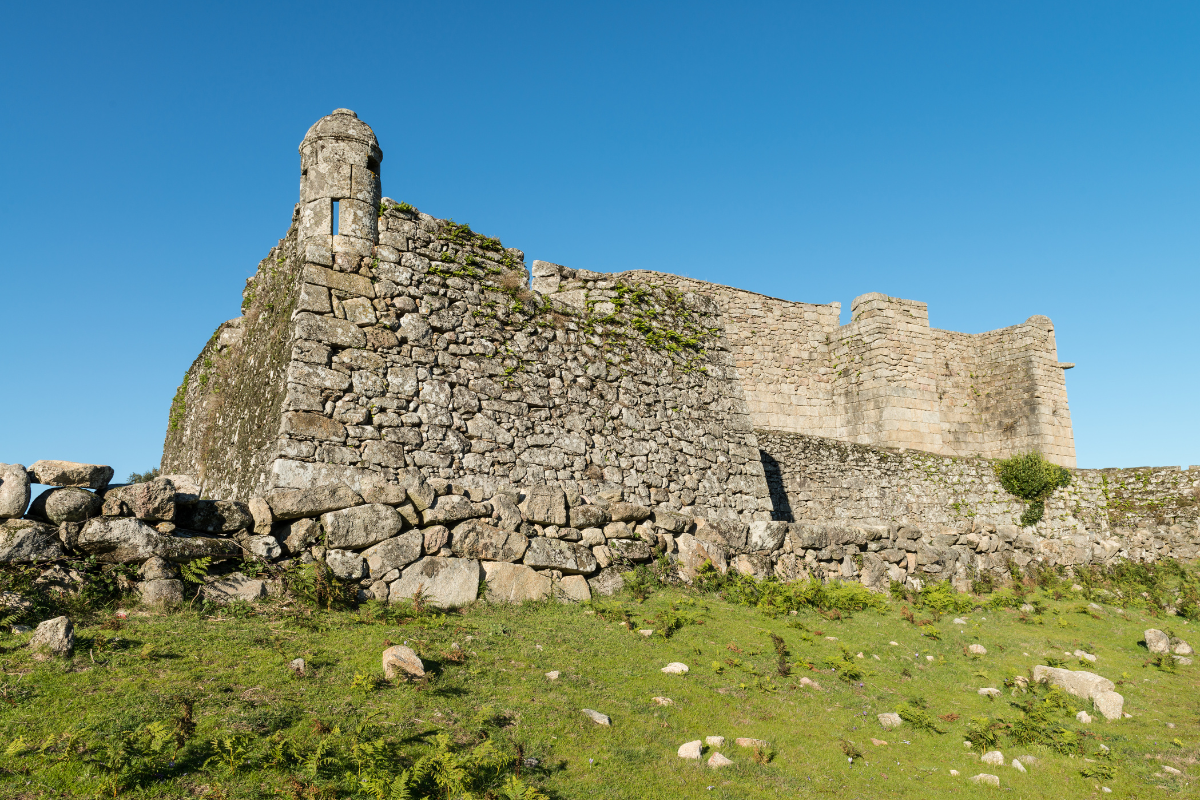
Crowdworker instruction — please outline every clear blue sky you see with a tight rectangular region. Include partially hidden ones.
[2,1,1197,478]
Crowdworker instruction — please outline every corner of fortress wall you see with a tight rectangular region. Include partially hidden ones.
[162,110,773,520]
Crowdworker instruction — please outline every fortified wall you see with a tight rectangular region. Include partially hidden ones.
[571,272,1077,467]
[161,109,771,523]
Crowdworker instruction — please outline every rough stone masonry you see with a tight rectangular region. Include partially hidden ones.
[4,110,1188,608]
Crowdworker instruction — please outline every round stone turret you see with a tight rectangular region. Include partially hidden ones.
[298,109,382,254]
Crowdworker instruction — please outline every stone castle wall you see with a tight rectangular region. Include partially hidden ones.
[162,110,771,521]
[584,271,1076,466]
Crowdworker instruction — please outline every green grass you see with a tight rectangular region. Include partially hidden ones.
[1,577,1198,798]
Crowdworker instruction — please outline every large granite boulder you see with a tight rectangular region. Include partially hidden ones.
[0,519,66,563]
[519,486,568,526]
[27,488,102,525]
[28,461,113,490]
[483,562,551,603]
[450,519,529,562]
[388,557,480,607]
[77,518,240,563]
[362,531,423,576]
[265,484,363,520]
[29,616,74,660]
[321,504,402,549]
[178,500,252,534]
[0,464,31,519]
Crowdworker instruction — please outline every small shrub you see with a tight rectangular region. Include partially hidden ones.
[994,452,1071,526]
[128,468,161,484]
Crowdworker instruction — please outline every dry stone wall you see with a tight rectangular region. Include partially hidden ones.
[603,272,1076,466]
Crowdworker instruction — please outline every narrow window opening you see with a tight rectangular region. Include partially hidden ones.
[332,200,339,235]
[367,156,380,176]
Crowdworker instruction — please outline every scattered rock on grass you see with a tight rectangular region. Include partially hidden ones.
[1012,759,1026,773]
[382,645,424,680]
[949,769,959,776]
[735,737,768,749]
[978,688,1000,698]
[29,616,73,660]
[1146,629,1170,654]
[582,709,611,726]
[968,644,987,655]
[140,578,184,607]
[545,670,560,680]
[662,662,689,674]
[639,629,654,637]
[1093,690,1125,720]
[981,751,1004,766]
[706,736,725,747]
[289,658,306,676]
[653,696,673,706]
[707,752,733,767]
[871,738,887,746]
[678,740,703,759]
[878,713,902,729]
[204,573,268,603]
[953,618,968,625]
[971,773,1000,786]
[1076,711,1092,723]
[799,676,822,689]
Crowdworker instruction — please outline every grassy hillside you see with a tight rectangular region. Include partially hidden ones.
[0,561,1197,799]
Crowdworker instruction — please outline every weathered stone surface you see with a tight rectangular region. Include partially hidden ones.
[706,736,726,748]
[283,517,321,553]
[422,525,449,553]
[557,574,592,602]
[140,578,184,606]
[361,485,409,506]
[674,532,727,579]
[707,752,733,767]
[248,497,273,534]
[325,549,366,580]
[582,709,611,726]
[128,478,177,522]
[980,750,1004,766]
[662,662,689,674]
[422,495,488,526]
[607,502,652,524]
[1031,665,1115,701]
[266,485,363,520]
[968,644,987,655]
[608,538,653,563]
[382,645,424,679]
[1093,690,1125,720]
[321,504,402,549]
[523,538,598,574]
[1145,629,1170,654]
[29,616,73,660]
[519,486,568,527]
[450,519,529,562]
[678,740,703,759]
[77,518,240,563]
[747,520,788,552]
[389,557,480,607]
[569,504,609,529]
[139,556,178,580]
[482,561,551,603]
[293,311,367,348]
[0,464,31,519]
[28,461,113,490]
[0,519,67,562]
[970,774,1000,786]
[28,487,102,525]
[878,713,902,729]
[362,531,423,575]
[204,573,268,603]
[588,567,625,596]
[179,500,252,534]
[247,535,282,560]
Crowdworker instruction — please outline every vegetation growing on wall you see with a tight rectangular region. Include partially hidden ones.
[995,451,1072,527]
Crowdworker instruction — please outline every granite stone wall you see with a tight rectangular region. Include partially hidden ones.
[604,273,1076,466]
